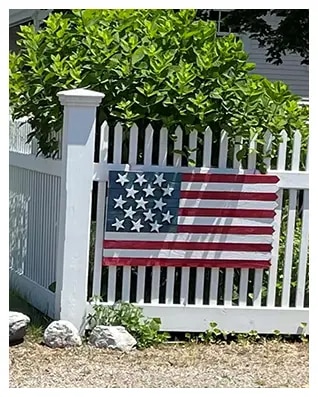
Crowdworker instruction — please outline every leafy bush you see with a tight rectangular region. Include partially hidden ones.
[87,298,169,348]
[9,9,308,169]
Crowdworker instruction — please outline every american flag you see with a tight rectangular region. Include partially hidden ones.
[103,171,279,269]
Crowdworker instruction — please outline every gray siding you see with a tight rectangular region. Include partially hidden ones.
[247,39,309,99]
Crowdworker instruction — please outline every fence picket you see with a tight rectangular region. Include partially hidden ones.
[282,131,301,307]
[203,127,212,167]
[92,122,109,297]
[224,137,242,305]
[107,123,123,303]
[254,132,272,306]
[239,133,257,306]
[267,130,287,307]
[296,189,309,307]
[136,125,155,303]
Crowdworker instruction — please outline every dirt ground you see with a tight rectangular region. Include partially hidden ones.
[9,339,309,388]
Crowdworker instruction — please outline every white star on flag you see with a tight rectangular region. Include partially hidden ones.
[153,173,166,187]
[124,206,136,219]
[113,195,126,209]
[162,184,174,196]
[143,184,155,197]
[125,185,138,198]
[150,220,162,233]
[153,197,167,211]
[116,173,129,186]
[131,219,144,232]
[135,196,148,210]
[161,210,174,223]
[134,173,147,186]
[112,218,125,231]
[144,209,155,221]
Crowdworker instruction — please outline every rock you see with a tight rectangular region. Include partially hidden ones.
[9,311,30,343]
[43,320,82,348]
[89,325,137,352]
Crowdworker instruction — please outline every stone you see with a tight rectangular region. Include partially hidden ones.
[9,311,30,343]
[43,320,82,348]
[89,325,137,352]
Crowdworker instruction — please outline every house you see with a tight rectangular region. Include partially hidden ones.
[9,9,309,101]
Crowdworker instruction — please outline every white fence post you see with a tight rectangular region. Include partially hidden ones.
[55,88,104,331]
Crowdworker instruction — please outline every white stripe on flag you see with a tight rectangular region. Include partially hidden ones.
[177,217,274,226]
[103,249,271,261]
[179,199,277,210]
[104,232,273,244]
[181,182,278,192]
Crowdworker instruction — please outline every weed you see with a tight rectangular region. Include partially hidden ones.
[87,297,169,349]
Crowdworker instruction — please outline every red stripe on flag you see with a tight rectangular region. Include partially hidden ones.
[178,208,275,218]
[104,240,272,252]
[177,225,274,234]
[182,173,279,184]
[179,191,278,201]
[102,257,270,269]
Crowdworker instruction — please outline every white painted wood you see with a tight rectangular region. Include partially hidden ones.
[233,136,242,169]
[267,130,288,307]
[104,232,273,244]
[92,182,107,297]
[107,267,117,303]
[181,182,278,192]
[281,189,297,307]
[136,266,146,304]
[159,127,168,165]
[253,132,272,306]
[151,266,161,304]
[9,152,63,177]
[291,130,302,170]
[179,199,277,210]
[55,88,104,331]
[195,268,205,305]
[203,127,213,167]
[122,268,131,302]
[150,128,169,303]
[92,122,109,297]
[93,163,308,188]
[239,133,257,306]
[105,248,270,261]
[188,130,198,164]
[263,131,273,169]
[178,216,274,227]
[10,272,56,319]
[224,273,234,307]
[180,268,190,305]
[165,268,175,304]
[113,123,123,164]
[281,131,301,308]
[128,124,138,165]
[144,124,154,165]
[218,130,228,168]
[209,268,219,306]
[296,190,309,308]
[86,302,309,335]
[180,130,198,304]
[173,126,183,167]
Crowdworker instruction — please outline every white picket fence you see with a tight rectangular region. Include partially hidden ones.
[9,89,309,334]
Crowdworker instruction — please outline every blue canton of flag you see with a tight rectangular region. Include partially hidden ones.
[106,171,181,233]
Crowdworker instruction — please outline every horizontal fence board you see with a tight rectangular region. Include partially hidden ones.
[10,152,63,177]
[86,302,309,334]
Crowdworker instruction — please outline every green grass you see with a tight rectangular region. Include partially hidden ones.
[9,289,51,342]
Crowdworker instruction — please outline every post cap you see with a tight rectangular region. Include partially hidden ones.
[57,88,105,107]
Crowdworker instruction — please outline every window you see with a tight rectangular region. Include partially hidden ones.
[198,9,239,36]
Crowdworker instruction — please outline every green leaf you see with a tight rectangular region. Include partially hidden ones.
[132,47,145,65]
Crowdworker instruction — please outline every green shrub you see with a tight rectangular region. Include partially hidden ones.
[9,9,308,169]
[87,299,169,348]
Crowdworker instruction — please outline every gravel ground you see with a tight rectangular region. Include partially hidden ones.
[9,340,308,388]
